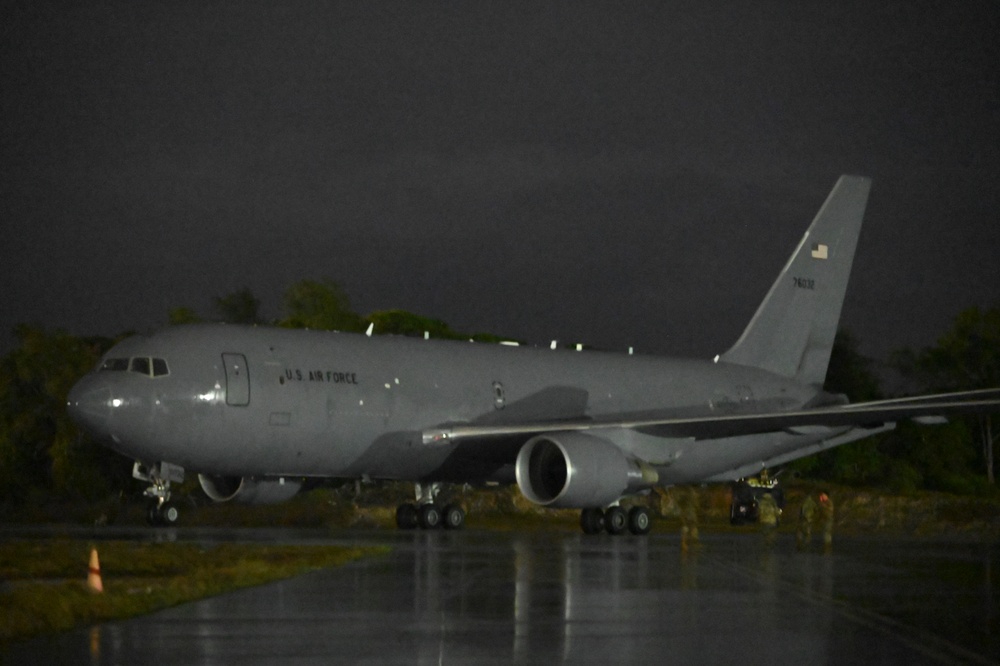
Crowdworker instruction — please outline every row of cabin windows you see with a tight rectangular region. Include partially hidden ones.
[99,357,169,377]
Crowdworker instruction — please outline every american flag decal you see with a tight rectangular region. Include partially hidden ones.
[811,243,828,260]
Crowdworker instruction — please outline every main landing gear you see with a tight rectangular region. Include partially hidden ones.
[134,461,185,527]
[395,482,465,530]
[580,505,652,536]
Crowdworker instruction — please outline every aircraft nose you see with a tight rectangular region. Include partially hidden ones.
[66,375,113,436]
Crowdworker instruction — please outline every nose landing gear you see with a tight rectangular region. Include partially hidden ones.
[134,461,185,527]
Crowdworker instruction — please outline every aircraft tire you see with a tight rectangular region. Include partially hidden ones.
[146,503,161,526]
[605,506,628,535]
[159,502,180,526]
[418,503,442,530]
[628,506,652,535]
[580,508,605,535]
[442,503,465,530]
[396,503,419,530]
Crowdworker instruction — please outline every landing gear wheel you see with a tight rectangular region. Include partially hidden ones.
[580,508,605,535]
[396,503,419,530]
[146,501,179,527]
[159,501,180,526]
[605,506,628,535]
[418,503,442,529]
[442,503,465,530]
[628,506,651,535]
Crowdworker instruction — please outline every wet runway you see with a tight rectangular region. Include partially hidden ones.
[4,528,999,665]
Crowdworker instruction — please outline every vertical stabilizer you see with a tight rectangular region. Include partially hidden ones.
[719,175,871,386]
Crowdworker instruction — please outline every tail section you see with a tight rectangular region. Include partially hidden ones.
[719,175,872,386]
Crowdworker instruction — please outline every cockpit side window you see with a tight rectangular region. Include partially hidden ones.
[152,358,169,377]
[130,357,151,376]
[99,358,129,372]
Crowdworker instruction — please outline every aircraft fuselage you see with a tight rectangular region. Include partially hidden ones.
[69,323,821,485]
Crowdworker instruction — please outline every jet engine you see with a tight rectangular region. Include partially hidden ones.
[198,474,302,504]
[515,432,658,508]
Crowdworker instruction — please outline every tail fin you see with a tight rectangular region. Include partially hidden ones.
[719,175,872,386]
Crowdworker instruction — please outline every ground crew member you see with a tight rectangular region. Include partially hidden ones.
[819,492,834,551]
[758,492,779,546]
[797,493,816,550]
[679,486,700,552]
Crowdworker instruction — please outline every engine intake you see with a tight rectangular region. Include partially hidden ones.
[515,432,658,508]
[198,474,302,504]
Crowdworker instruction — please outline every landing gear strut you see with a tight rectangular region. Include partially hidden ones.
[134,461,185,527]
[395,482,465,530]
[580,505,652,536]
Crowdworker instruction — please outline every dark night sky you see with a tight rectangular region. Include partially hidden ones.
[2,1,998,363]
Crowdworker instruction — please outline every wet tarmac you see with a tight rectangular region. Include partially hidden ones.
[3,528,998,665]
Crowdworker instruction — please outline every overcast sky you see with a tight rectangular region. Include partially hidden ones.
[2,1,998,363]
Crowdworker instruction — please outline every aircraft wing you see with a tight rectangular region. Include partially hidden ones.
[422,388,1000,444]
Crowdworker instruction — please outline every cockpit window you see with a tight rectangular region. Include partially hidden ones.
[99,358,129,372]
[130,357,151,376]
[101,357,171,377]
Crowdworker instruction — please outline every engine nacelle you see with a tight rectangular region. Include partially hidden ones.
[198,474,302,505]
[515,432,658,508]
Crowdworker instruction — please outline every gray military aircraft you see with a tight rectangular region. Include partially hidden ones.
[67,175,1000,533]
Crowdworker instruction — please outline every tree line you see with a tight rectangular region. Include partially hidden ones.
[1,279,997,505]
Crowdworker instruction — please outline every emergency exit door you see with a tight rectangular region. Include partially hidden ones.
[223,353,250,406]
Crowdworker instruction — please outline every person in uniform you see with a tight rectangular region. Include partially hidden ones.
[797,493,817,550]
[758,491,779,546]
[679,486,700,552]
[818,492,834,552]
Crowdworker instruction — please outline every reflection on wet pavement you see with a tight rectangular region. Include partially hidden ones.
[3,529,997,664]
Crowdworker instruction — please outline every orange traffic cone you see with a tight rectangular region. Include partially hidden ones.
[87,548,103,593]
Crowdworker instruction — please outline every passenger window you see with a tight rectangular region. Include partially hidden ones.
[130,357,151,376]
[152,358,169,377]
[100,358,129,372]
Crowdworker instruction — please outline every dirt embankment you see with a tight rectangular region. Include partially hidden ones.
[4,480,1000,537]
[654,481,1000,538]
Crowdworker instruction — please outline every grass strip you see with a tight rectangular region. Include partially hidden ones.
[0,540,386,644]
